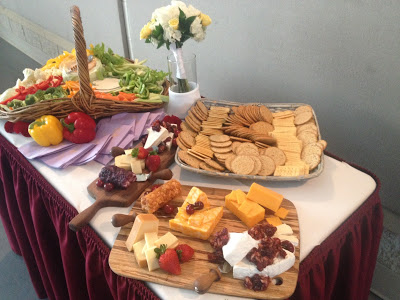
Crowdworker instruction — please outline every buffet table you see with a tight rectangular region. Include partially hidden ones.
[0,120,383,300]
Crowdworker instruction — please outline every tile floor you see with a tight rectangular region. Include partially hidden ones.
[0,37,384,300]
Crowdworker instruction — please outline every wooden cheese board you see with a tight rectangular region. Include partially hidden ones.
[109,185,300,299]
[69,147,176,232]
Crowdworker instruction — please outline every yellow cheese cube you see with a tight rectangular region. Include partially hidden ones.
[246,183,283,212]
[238,199,265,227]
[235,190,247,205]
[274,207,289,219]
[266,215,282,227]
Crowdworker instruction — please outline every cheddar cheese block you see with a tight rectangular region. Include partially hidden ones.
[266,215,282,227]
[246,183,283,212]
[169,187,223,240]
[125,214,159,251]
[225,190,265,227]
[274,207,289,219]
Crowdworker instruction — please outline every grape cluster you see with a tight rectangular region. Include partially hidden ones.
[99,166,136,189]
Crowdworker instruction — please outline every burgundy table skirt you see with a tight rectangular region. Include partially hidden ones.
[0,133,383,300]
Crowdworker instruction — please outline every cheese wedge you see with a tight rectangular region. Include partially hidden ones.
[145,246,160,271]
[154,232,179,249]
[125,214,159,251]
[144,232,158,249]
[246,183,283,212]
[132,239,148,268]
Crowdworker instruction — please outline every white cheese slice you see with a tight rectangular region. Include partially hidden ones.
[142,243,148,254]
[145,246,160,271]
[144,127,169,149]
[233,249,295,279]
[115,155,132,170]
[222,232,259,267]
[125,214,159,251]
[154,232,179,249]
[132,239,148,268]
[274,224,293,236]
[130,159,142,174]
[125,149,133,155]
[276,235,299,247]
[144,232,158,249]
[165,132,175,150]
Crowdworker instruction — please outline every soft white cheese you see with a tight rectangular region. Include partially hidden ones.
[274,224,293,236]
[165,132,175,151]
[275,235,299,247]
[144,127,169,149]
[233,249,295,279]
[222,232,259,267]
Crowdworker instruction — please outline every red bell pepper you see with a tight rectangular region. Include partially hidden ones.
[60,112,96,144]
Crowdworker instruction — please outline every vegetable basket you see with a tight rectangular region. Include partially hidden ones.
[0,6,169,122]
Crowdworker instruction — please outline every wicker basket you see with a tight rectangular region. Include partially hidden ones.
[0,6,168,122]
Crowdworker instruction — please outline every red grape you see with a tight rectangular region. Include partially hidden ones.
[96,179,104,187]
[163,204,174,214]
[186,204,195,215]
[194,201,204,210]
[104,182,114,192]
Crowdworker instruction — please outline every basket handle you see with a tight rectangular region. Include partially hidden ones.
[70,6,95,111]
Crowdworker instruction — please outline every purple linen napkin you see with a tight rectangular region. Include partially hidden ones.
[40,143,96,168]
[72,134,112,165]
[18,140,76,159]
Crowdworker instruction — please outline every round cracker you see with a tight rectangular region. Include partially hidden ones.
[204,158,225,171]
[297,131,318,145]
[176,138,189,151]
[236,142,259,156]
[294,111,313,125]
[199,162,219,172]
[210,140,232,148]
[178,150,201,168]
[250,121,274,134]
[258,155,276,176]
[179,131,195,147]
[301,143,323,159]
[231,155,255,175]
[302,153,321,170]
[211,146,232,154]
[231,141,241,154]
[250,156,262,175]
[263,147,286,167]
[209,134,230,143]
[295,105,313,114]
[196,100,208,115]
[259,105,273,124]
[318,140,327,150]
[225,153,237,171]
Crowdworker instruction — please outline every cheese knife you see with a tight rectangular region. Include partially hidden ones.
[193,262,231,294]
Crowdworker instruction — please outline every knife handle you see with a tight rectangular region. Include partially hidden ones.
[193,268,222,294]
[69,200,106,232]
[111,213,137,227]
[148,169,173,182]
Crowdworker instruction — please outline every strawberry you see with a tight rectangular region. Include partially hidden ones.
[175,244,194,262]
[137,147,149,159]
[155,244,181,275]
[146,154,161,172]
[4,122,14,133]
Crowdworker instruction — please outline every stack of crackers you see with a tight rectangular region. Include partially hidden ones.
[177,100,327,178]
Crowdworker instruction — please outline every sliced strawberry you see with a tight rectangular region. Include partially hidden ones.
[137,147,149,159]
[146,154,161,172]
[176,244,194,263]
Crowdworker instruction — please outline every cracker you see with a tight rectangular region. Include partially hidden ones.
[210,106,230,114]
[191,106,207,121]
[179,131,195,147]
[301,143,323,159]
[295,105,313,114]
[225,153,237,171]
[176,137,189,151]
[180,121,197,137]
[196,100,208,116]
[210,140,232,148]
[294,111,313,125]
[263,147,287,166]
[178,136,191,149]
[231,155,255,175]
[250,121,275,134]
[192,145,214,157]
[230,136,251,142]
[302,153,321,170]
[236,142,259,156]
[255,141,271,149]
[178,150,201,168]
[187,149,207,161]
[184,115,201,132]
[204,158,225,171]
[297,131,318,145]
[250,156,262,175]
[318,140,327,150]
[211,146,232,154]
[214,152,233,160]
[231,141,242,154]
[297,123,318,134]
[258,155,276,176]
[199,162,219,172]
[209,134,230,143]
[274,165,304,176]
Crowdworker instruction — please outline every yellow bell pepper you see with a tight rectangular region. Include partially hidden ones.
[28,115,64,147]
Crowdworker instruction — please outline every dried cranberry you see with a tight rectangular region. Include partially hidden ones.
[4,121,14,133]
[104,182,114,192]
[164,137,172,143]
[172,138,178,147]
[173,129,181,138]
[244,274,270,291]
[152,120,161,132]
[186,204,195,215]
[209,228,229,249]
[96,179,104,187]
[207,249,225,264]
[281,240,294,252]
[157,142,166,153]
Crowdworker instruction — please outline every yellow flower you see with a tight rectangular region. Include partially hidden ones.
[140,24,152,40]
[169,18,179,30]
[200,13,212,26]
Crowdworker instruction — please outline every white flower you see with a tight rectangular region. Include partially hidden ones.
[164,27,182,43]
[191,17,206,42]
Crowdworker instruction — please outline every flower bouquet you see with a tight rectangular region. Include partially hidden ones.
[140,1,211,93]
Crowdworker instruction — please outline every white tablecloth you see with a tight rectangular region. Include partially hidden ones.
[0,120,376,300]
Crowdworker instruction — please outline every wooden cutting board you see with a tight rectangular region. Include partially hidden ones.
[109,185,300,299]
[68,148,176,232]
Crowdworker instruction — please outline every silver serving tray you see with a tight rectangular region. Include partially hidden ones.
[175,99,324,181]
